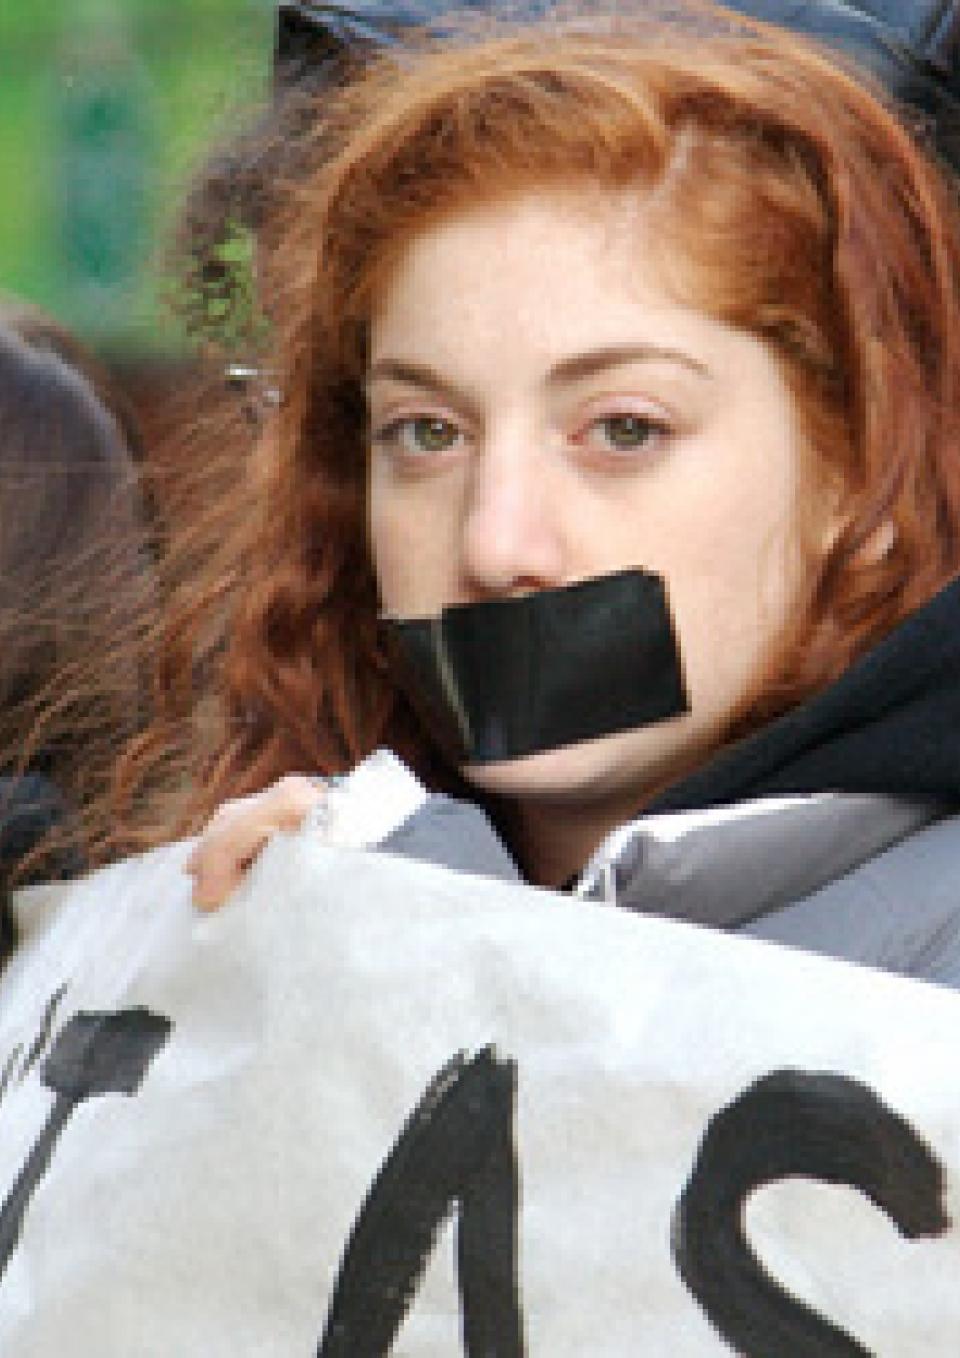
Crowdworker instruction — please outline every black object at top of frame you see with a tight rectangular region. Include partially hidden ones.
[274,0,960,169]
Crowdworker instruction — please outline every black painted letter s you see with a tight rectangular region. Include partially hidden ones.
[672,1069,949,1357]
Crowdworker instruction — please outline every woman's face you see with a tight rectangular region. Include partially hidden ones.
[367,189,827,815]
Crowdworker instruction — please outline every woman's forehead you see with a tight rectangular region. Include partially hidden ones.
[365,188,750,383]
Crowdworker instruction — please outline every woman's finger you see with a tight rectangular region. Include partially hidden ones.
[188,775,325,911]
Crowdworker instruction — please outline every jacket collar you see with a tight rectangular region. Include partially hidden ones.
[576,793,941,926]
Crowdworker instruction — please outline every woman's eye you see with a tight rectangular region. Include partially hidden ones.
[376,416,463,456]
[583,413,667,454]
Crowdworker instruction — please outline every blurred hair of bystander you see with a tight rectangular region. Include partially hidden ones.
[0,315,156,957]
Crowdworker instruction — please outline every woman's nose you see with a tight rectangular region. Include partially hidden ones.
[459,434,566,596]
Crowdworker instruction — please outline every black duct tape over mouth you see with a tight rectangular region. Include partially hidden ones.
[380,568,689,765]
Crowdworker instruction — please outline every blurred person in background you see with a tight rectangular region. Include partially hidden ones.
[0,297,145,464]
[0,318,155,959]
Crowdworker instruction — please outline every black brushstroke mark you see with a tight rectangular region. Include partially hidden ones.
[0,984,69,1112]
[18,984,68,1082]
[318,1046,525,1358]
[672,1068,949,1357]
[0,1007,172,1281]
[0,1047,23,1106]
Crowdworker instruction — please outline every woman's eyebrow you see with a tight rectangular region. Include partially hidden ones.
[547,344,712,385]
[367,345,712,407]
[365,360,482,421]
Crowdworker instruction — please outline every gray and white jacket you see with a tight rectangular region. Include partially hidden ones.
[376,779,960,990]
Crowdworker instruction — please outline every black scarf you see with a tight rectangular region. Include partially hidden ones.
[650,575,960,814]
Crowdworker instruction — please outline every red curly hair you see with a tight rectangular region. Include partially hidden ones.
[111,3,960,849]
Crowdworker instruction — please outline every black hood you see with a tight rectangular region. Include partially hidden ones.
[275,1,960,171]
[723,1,960,170]
[649,575,960,814]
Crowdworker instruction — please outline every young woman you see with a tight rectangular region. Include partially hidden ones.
[125,3,960,984]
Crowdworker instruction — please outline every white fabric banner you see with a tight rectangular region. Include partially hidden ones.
[0,823,958,1354]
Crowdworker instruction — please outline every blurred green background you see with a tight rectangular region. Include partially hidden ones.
[0,0,273,356]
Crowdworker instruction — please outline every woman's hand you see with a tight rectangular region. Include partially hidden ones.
[186,774,325,911]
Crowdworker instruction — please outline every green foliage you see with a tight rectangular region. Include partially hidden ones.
[0,0,273,352]
[163,213,272,357]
